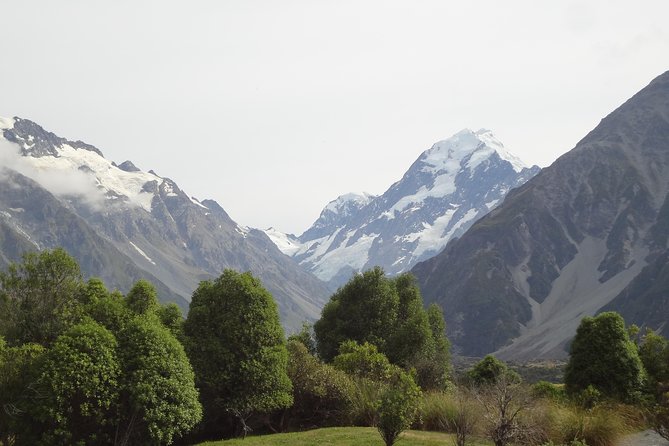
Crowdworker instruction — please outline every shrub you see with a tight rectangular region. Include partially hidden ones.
[532,381,566,401]
[377,370,422,446]
[467,355,520,386]
[285,340,354,428]
[333,340,394,382]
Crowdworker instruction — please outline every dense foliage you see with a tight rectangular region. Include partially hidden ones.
[377,370,422,446]
[564,312,645,402]
[285,340,354,428]
[0,248,83,346]
[0,249,202,445]
[184,269,293,438]
[466,355,520,386]
[314,268,451,390]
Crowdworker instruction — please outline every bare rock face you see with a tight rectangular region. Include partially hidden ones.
[0,117,329,331]
[412,71,669,360]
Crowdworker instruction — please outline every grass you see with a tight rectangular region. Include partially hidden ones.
[197,426,491,446]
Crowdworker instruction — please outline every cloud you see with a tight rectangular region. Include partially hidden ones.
[0,138,107,210]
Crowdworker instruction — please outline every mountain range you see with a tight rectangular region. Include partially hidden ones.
[0,116,329,331]
[412,70,669,360]
[265,129,540,289]
[2,70,667,362]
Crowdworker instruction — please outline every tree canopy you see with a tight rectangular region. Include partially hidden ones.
[314,268,450,389]
[184,269,292,436]
[565,311,645,401]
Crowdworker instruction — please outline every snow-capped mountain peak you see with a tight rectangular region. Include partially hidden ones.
[0,116,182,213]
[323,192,376,216]
[266,129,540,288]
[0,115,331,331]
[423,128,527,174]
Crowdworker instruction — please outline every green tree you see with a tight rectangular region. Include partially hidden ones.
[565,312,645,401]
[287,322,317,356]
[386,274,432,367]
[467,355,519,387]
[639,329,669,396]
[333,340,395,382]
[0,338,45,446]
[35,321,120,445]
[184,270,292,437]
[157,302,185,341]
[377,369,422,446]
[80,277,109,305]
[315,267,399,362]
[0,248,84,346]
[117,316,202,445]
[412,304,452,390]
[125,279,159,315]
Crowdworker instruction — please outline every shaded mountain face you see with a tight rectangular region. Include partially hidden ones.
[265,129,539,289]
[0,117,330,331]
[412,71,669,360]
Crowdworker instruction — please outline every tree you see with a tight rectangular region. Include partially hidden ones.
[333,340,395,382]
[117,316,202,445]
[287,322,317,356]
[385,274,432,367]
[0,248,84,346]
[0,338,45,446]
[639,329,669,396]
[376,369,422,446]
[413,304,452,390]
[35,321,120,445]
[467,355,519,387]
[125,279,159,315]
[184,270,292,437]
[565,312,645,402]
[314,269,451,386]
[157,303,185,341]
[475,373,533,446]
[315,267,399,362]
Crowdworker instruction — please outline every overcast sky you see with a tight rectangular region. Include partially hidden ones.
[1,1,668,234]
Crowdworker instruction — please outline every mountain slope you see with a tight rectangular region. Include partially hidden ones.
[412,71,669,360]
[0,117,330,330]
[266,129,539,289]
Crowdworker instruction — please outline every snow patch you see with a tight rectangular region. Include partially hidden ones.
[129,241,156,265]
[311,231,378,281]
[236,225,249,238]
[263,227,304,256]
[324,192,375,214]
[0,116,15,130]
[190,196,209,209]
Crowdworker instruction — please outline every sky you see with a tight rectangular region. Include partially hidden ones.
[1,1,668,235]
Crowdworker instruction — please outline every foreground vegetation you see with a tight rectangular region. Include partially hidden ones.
[1,248,668,445]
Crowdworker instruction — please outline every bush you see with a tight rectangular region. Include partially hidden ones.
[377,370,422,446]
[532,381,566,402]
[333,340,394,382]
[285,340,354,429]
[467,355,520,386]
